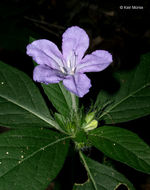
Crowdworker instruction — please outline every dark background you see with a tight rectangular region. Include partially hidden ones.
[0,0,150,189]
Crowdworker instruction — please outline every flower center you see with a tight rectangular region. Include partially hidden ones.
[60,51,77,75]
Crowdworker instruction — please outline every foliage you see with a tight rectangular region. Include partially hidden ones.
[0,40,150,189]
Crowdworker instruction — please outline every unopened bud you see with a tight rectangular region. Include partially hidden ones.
[85,112,95,123]
[83,120,98,132]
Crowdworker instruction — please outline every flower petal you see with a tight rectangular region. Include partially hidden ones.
[63,73,91,97]
[33,65,64,84]
[62,26,89,64]
[26,39,64,70]
[76,50,112,73]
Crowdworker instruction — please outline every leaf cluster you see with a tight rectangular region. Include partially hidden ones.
[0,53,150,189]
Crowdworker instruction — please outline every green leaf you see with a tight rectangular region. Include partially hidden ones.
[42,82,78,117]
[0,61,59,130]
[95,53,150,124]
[42,82,72,117]
[89,126,150,174]
[73,152,135,190]
[0,128,70,190]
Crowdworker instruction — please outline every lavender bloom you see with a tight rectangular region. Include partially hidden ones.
[26,26,112,97]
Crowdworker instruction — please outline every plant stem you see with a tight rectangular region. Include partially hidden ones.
[79,151,98,190]
[71,92,77,113]
[71,92,80,129]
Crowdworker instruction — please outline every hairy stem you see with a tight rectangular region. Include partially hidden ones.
[71,92,78,113]
[71,92,80,129]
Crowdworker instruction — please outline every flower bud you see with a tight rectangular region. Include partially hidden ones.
[83,120,98,132]
[85,112,95,123]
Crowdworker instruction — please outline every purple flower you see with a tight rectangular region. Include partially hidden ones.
[26,26,112,97]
